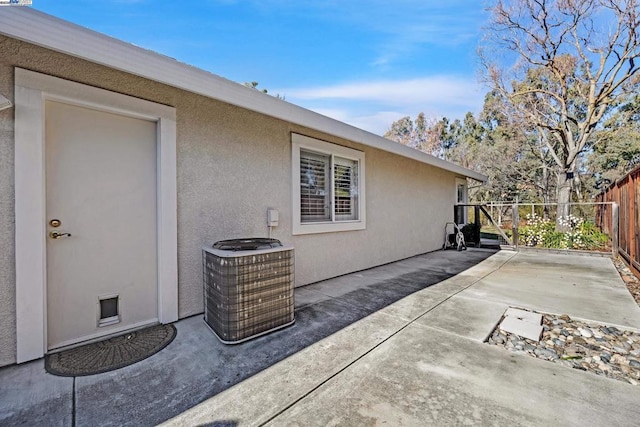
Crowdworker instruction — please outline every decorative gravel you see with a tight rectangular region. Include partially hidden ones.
[487,256,640,385]
[487,312,640,386]
[613,256,640,306]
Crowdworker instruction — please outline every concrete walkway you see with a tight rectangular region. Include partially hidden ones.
[2,249,640,426]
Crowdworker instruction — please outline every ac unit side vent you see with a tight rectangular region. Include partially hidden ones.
[203,242,294,344]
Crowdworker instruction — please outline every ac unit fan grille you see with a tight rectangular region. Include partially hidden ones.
[203,247,294,343]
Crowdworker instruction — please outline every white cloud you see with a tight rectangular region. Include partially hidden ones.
[274,76,486,135]
[311,109,408,135]
[307,1,485,69]
[345,111,413,136]
[281,76,481,107]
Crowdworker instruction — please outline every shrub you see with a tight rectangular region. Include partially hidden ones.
[558,215,584,249]
[519,213,554,247]
[577,220,609,250]
[519,213,609,251]
[543,230,568,249]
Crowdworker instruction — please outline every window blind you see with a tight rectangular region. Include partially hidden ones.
[300,150,330,222]
[334,157,358,221]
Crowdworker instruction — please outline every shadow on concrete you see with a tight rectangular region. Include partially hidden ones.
[0,249,497,427]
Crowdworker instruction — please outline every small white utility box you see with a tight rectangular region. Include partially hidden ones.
[267,208,279,227]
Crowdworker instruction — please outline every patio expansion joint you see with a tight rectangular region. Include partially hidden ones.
[72,376,76,427]
[257,250,517,426]
[408,320,503,344]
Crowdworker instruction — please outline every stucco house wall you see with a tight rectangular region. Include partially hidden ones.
[0,35,462,367]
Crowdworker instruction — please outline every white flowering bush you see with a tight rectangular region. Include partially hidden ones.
[558,215,584,249]
[520,213,554,247]
[519,213,608,250]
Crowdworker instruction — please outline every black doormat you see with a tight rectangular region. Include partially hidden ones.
[45,324,176,377]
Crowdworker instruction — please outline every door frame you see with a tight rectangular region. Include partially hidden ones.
[14,68,178,363]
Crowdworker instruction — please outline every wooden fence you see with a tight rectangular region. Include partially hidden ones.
[596,166,640,273]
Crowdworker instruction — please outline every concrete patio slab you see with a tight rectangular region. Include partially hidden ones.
[163,250,640,426]
[293,286,331,309]
[0,248,497,426]
[73,297,376,426]
[162,309,409,427]
[306,248,500,300]
[0,358,72,425]
[414,294,508,341]
[4,248,640,426]
[462,252,640,329]
[263,325,640,426]
[427,250,517,294]
[378,287,454,322]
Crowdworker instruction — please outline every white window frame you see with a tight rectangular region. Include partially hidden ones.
[292,133,366,235]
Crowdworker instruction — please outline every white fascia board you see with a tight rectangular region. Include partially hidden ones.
[0,8,487,182]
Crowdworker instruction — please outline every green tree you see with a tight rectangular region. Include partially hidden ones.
[443,112,484,169]
[588,93,640,189]
[383,113,444,156]
[482,0,640,224]
[384,116,415,147]
[481,90,557,209]
[384,93,561,211]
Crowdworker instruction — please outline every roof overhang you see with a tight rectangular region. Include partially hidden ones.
[0,7,487,183]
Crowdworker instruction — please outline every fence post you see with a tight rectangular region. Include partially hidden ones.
[474,205,481,247]
[512,202,519,249]
[612,202,619,256]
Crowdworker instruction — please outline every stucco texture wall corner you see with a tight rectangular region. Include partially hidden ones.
[0,36,299,327]
[175,95,293,317]
[0,36,179,109]
[0,35,466,365]
[0,62,17,366]
[288,127,458,286]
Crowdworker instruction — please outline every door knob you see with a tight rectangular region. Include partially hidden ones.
[49,231,72,239]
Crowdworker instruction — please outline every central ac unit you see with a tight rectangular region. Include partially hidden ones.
[203,238,294,344]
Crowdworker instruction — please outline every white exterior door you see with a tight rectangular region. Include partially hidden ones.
[455,178,468,225]
[45,100,158,350]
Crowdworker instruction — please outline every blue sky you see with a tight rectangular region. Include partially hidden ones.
[31,0,490,135]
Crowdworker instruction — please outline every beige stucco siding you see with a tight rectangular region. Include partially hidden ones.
[0,36,459,366]
[289,134,455,285]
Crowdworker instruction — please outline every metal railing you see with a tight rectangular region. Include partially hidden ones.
[455,202,617,255]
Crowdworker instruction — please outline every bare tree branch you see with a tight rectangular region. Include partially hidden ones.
[482,0,640,221]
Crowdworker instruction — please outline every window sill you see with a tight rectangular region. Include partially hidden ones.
[292,220,366,235]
